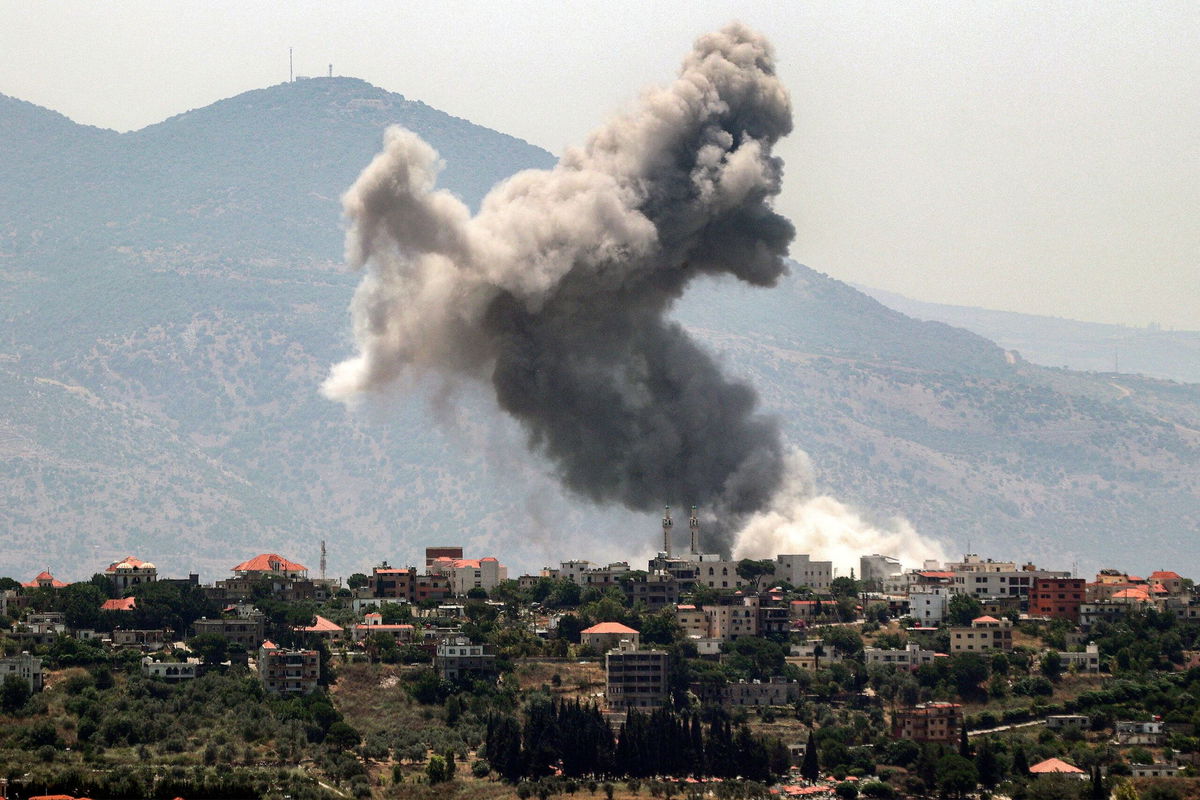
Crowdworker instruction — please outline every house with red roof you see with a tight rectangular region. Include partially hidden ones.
[581,621,639,652]
[1150,571,1186,596]
[296,614,346,644]
[232,554,308,579]
[948,615,1013,653]
[106,556,157,591]
[1029,757,1086,777]
[101,597,137,612]
[21,571,69,590]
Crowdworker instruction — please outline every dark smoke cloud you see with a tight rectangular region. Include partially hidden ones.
[324,23,794,550]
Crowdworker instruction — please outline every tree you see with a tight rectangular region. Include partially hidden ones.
[736,559,776,585]
[187,632,228,664]
[948,653,990,699]
[830,577,859,599]
[947,594,983,626]
[974,737,1000,789]
[1041,650,1064,682]
[822,626,863,658]
[426,754,449,784]
[934,754,977,798]
[1,675,31,713]
[346,573,369,590]
[801,730,820,782]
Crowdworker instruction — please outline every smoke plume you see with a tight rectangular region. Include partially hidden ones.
[325,23,943,565]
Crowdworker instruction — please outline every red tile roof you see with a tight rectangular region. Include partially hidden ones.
[22,571,69,588]
[972,615,1001,624]
[1029,757,1084,775]
[581,622,638,635]
[1151,571,1182,580]
[299,615,344,633]
[106,556,150,572]
[232,553,308,573]
[101,597,136,611]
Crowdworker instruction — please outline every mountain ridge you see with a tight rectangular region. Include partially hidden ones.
[2,79,1197,581]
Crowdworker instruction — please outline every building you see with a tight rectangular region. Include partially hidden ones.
[605,640,670,710]
[1116,720,1165,746]
[694,677,800,708]
[429,556,508,596]
[1029,758,1086,778]
[860,554,903,591]
[435,635,497,681]
[366,565,417,602]
[581,621,639,653]
[258,641,320,695]
[0,652,43,692]
[695,560,744,591]
[297,615,346,644]
[891,703,963,744]
[1149,571,1186,596]
[352,612,414,644]
[622,573,680,610]
[233,553,308,580]
[1045,715,1090,731]
[106,556,158,591]
[864,642,942,670]
[425,546,464,570]
[775,554,832,593]
[192,615,267,650]
[704,600,759,641]
[1029,578,1086,622]
[142,657,202,682]
[948,616,1013,653]
[20,571,69,591]
[909,589,949,625]
[111,629,169,650]
[101,597,137,612]
[1131,763,1180,778]
[1056,643,1102,673]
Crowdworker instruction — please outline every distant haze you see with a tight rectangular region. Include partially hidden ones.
[2,1,1197,331]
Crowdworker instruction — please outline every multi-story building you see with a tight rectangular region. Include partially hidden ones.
[367,564,417,601]
[1056,643,1102,674]
[415,573,451,603]
[106,556,158,591]
[112,629,169,650]
[435,635,497,681]
[297,615,346,644]
[705,600,759,641]
[429,557,508,596]
[425,546,464,570]
[192,614,267,650]
[258,641,320,695]
[142,657,202,682]
[891,703,963,743]
[864,642,942,670]
[1149,571,1186,596]
[910,589,950,625]
[0,652,43,692]
[605,641,670,710]
[352,612,414,644]
[1116,720,1165,746]
[860,554,903,591]
[694,677,800,708]
[695,559,744,591]
[623,573,680,610]
[775,554,832,594]
[581,622,639,653]
[1029,578,1086,622]
[948,616,1013,653]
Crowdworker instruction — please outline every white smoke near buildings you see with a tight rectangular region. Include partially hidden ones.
[324,22,947,567]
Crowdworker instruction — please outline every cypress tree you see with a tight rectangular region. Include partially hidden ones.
[801,730,820,782]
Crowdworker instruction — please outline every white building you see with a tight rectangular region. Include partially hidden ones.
[1056,643,1102,673]
[0,652,43,692]
[142,657,202,682]
[106,556,158,591]
[775,554,832,593]
[865,642,942,670]
[695,560,744,591]
[429,556,508,596]
[910,589,950,625]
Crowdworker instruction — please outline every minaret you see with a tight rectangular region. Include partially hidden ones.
[689,505,700,555]
[662,506,673,558]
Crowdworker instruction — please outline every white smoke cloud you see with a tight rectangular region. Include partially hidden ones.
[732,449,948,574]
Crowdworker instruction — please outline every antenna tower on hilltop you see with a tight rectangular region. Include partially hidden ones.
[320,540,327,581]
[289,48,293,83]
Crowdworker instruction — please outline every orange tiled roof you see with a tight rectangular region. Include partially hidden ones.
[106,556,149,572]
[300,615,344,633]
[232,553,308,573]
[1151,571,1182,580]
[101,597,136,611]
[1030,757,1084,774]
[581,622,638,635]
[22,571,69,588]
[972,615,1001,623]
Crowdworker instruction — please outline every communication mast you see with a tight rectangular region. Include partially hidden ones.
[289,48,293,83]
[661,506,673,558]
[689,505,700,555]
[320,540,327,581]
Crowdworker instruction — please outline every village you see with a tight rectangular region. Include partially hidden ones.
[3,513,1198,799]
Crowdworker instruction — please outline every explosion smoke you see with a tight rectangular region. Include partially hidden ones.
[324,23,944,567]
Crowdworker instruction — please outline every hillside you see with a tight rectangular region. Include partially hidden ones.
[858,285,1200,385]
[1,79,1197,581]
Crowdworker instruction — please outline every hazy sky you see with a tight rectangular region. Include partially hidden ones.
[3,1,1198,329]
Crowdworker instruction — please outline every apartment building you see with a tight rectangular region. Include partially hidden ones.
[605,641,670,710]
